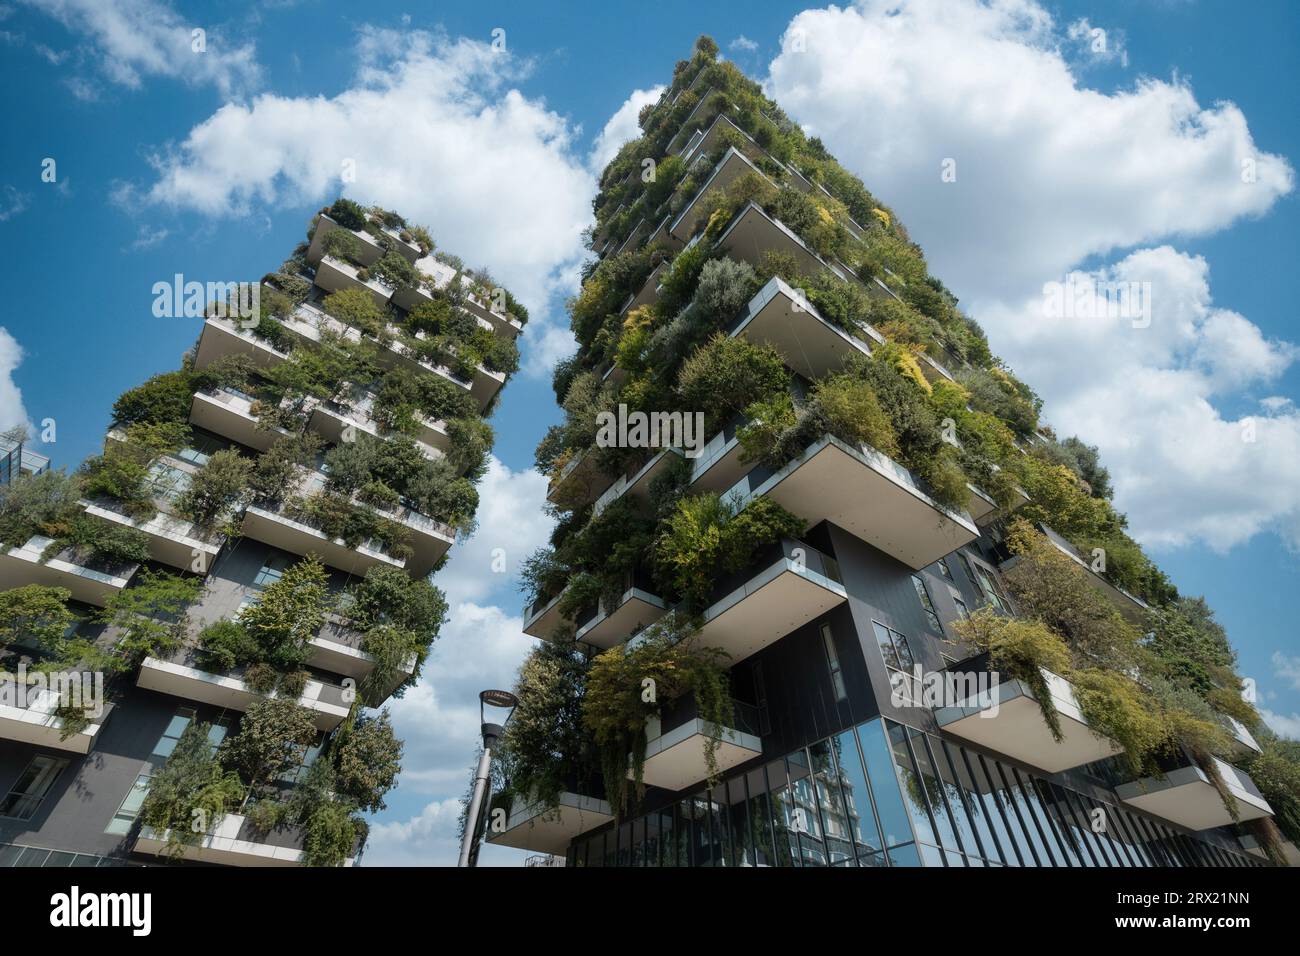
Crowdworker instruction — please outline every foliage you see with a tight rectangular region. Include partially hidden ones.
[175,449,252,528]
[87,570,202,673]
[498,641,594,812]
[333,710,403,812]
[0,468,83,549]
[0,584,74,653]
[238,555,329,673]
[326,198,367,230]
[582,614,732,816]
[952,608,1071,741]
[653,492,805,609]
[322,287,385,336]
[111,370,197,428]
[301,799,361,867]
[139,721,245,859]
[196,619,260,673]
[676,333,789,434]
[218,697,317,803]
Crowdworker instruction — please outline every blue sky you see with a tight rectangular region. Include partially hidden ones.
[1,0,1296,864]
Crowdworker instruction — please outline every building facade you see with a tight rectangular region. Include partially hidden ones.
[0,202,522,866]
[488,39,1285,868]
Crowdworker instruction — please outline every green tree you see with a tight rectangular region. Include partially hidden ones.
[218,698,317,804]
[0,585,74,653]
[239,555,329,671]
[139,721,245,859]
[333,710,403,812]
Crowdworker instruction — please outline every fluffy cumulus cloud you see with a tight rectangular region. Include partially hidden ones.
[766,0,1292,301]
[17,0,261,98]
[125,26,596,365]
[765,0,1298,552]
[0,328,29,434]
[589,84,664,172]
[364,457,552,865]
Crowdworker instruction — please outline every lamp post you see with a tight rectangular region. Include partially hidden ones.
[457,689,518,868]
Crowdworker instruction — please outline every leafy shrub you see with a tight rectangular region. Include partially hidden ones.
[326,198,367,230]
[197,619,259,673]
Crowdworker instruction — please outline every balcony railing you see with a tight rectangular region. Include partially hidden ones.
[0,535,138,607]
[134,812,358,867]
[690,537,847,664]
[935,655,1121,773]
[638,695,764,792]
[0,685,114,755]
[136,655,351,732]
[485,791,614,856]
[1002,523,1150,622]
[725,433,979,571]
[1116,755,1273,831]
[81,500,221,571]
[728,275,872,382]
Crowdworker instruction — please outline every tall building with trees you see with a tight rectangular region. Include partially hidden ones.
[487,37,1298,868]
[0,200,523,866]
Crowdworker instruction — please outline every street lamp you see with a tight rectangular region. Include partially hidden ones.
[457,688,518,868]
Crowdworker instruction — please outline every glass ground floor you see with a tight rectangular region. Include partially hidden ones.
[567,718,1261,867]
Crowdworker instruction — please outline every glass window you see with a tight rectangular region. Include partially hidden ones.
[908,730,967,855]
[253,554,289,589]
[785,750,827,867]
[938,739,1001,863]
[975,565,1011,613]
[1,756,69,820]
[885,722,937,848]
[911,575,943,634]
[859,720,915,849]
[765,758,801,867]
[950,589,971,621]
[144,461,192,502]
[725,777,751,867]
[832,729,883,859]
[104,774,153,835]
[820,623,847,702]
[873,621,917,705]
[809,740,856,867]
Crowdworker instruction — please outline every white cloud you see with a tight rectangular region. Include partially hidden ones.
[0,185,29,221]
[589,84,664,172]
[1273,652,1300,692]
[18,0,261,98]
[125,26,595,370]
[1259,708,1300,741]
[765,0,1299,552]
[765,0,1293,302]
[0,327,30,434]
[365,455,552,865]
[125,224,168,251]
[730,35,759,54]
[980,247,1300,550]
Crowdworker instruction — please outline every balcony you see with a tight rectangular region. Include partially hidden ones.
[670,149,773,247]
[574,583,668,650]
[376,337,486,410]
[241,504,409,576]
[1239,833,1300,866]
[193,318,288,373]
[302,394,446,461]
[416,256,525,338]
[545,447,615,510]
[688,420,750,494]
[306,214,384,267]
[306,613,416,692]
[592,448,684,518]
[638,697,763,792]
[729,276,871,382]
[81,501,221,572]
[693,537,847,663]
[1005,524,1150,623]
[679,113,751,166]
[280,300,363,348]
[137,656,351,731]
[1117,756,1273,831]
[486,791,614,855]
[0,688,113,755]
[619,262,666,318]
[0,535,137,606]
[935,659,1121,773]
[1226,717,1262,760]
[371,218,422,263]
[521,591,572,641]
[714,202,857,287]
[190,388,290,453]
[314,256,392,308]
[965,484,999,525]
[732,434,979,571]
[1,436,49,484]
[134,813,358,867]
